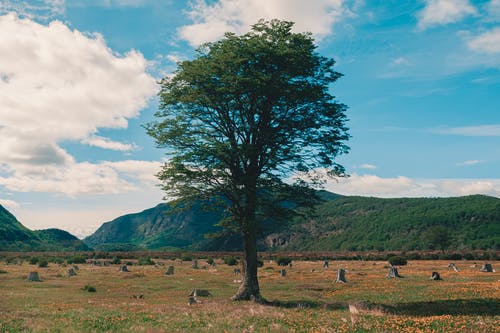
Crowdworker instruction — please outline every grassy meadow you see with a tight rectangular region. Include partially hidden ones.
[0,258,498,332]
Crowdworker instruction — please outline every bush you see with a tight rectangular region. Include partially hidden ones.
[110,257,122,265]
[257,259,264,268]
[448,253,462,260]
[137,257,155,265]
[224,257,238,266]
[82,285,96,292]
[51,257,64,265]
[38,260,49,268]
[276,257,292,266]
[181,255,193,262]
[206,258,215,266]
[29,257,40,265]
[0,269,7,274]
[67,256,86,264]
[462,252,475,260]
[388,256,407,266]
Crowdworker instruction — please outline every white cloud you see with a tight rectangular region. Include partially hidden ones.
[81,135,136,151]
[358,164,377,170]
[467,27,500,53]
[0,14,158,196]
[327,173,500,198]
[0,0,65,20]
[0,198,20,209]
[456,160,482,166]
[417,0,477,30]
[178,0,345,46]
[391,57,411,66]
[487,0,500,21]
[433,124,500,136]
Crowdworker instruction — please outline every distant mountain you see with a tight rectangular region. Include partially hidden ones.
[0,205,90,251]
[85,193,500,252]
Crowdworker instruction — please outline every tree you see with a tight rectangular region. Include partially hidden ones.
[423,225,451,253]
[146,20,349,302]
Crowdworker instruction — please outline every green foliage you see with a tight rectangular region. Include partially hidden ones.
[110,257,122,265]
[206,258,215,265]
[82,285,96,292]
[67,256,87,264]
[423,225,451,253]
[388,256,407,266]
[38,259,49,268]
[276,257,292,266]
[29,257,39,265]
[224,257,238,266]
[181,254,193,262]
[137,257,155,265]
[0,269,7,274]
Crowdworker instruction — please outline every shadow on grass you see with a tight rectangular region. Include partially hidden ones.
[265,298,500,316]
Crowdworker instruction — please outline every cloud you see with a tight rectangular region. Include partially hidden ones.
[456,160,482,166]
[0,0,65,20]
[433,125,500,136]
[81,135,137,151]
[327,173,500,198]
[0,160,161,196]
[0,198,20,209]
[487,0,500,21]
[0,14,158,196]
[417,0,476,30]
[178,0,345,46]
[358,164,377,170]
[467,27,500,54]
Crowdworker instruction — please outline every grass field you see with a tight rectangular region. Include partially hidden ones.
[0,259,498,332]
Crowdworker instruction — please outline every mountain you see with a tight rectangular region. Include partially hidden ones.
[85,193,500,252]
[0,205,90,251]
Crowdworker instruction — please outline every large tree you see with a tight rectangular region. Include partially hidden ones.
[146,20,349,302]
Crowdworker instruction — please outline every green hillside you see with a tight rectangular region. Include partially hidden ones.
[85,194,500,252]
[281,195,500,251]
[0,205,89,251]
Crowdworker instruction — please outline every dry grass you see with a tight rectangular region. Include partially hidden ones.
[0,259,498,332]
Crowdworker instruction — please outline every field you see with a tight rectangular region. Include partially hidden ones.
[0,258,498,332]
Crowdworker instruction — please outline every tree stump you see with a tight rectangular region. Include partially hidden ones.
[335,268,347,283]
[448,263,459,272]
[480,263,494,272]
[430,271,441,280]
[27,271,42,282]
[165,265,174,275]
[323,260,329,269]
[280,269,286,277]
[192,260,198,269]
[189,289,211,297]
[233,268,241,275]
[67,268,77,277]
[119,265,129,272]
[386,266,401,278]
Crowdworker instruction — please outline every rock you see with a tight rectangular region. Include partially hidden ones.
[189,289,211,297]
[430,271,441,280]
[335,268,347,283]
[165,265,174,275]
[386,266,401,278]
[68,268,77,277]
[480,263,494,272]
[119,265,129,272]
[27,271,42,282]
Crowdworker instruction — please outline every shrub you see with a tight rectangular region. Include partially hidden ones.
[137,257,155,265]
[0,269,7,274]
[82,285,96,292]
[206,258,215,266]
[38,260,49,268]
[110,257,122,265]
[448,253,462,260]
[224,257,238,266]
[51,257,64,265]
[125,261,134,266]
[181,255,193,262]
[29,257,40,265]
[388,256,407,266]
[67,256,86,264]
[462,252,475,260]
[257,259,264,268]
[276,257,292,266]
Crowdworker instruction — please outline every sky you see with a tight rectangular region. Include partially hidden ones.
[0,0,499,238]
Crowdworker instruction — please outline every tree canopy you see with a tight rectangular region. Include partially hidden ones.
[146,19,349,301]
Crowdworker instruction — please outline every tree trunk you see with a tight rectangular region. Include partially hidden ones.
[231,229,264,302]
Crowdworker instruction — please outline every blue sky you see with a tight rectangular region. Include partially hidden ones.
[0,0,499,237]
